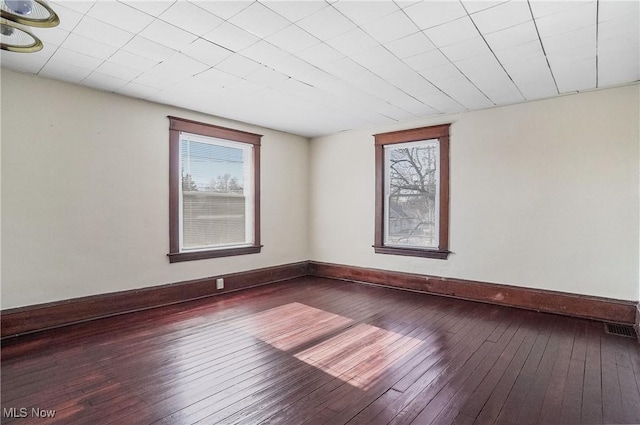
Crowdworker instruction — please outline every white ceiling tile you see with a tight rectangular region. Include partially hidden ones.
[297,43,345,67]
[325,28,378,57]
[116,82,161,99]
[118,1,174,17]
[88,1,155,34]
[319,57,367,78]
[419,62,462,83]
[51,47,103,70]
[598,48,640,87]
[484,21,538,51]
[240,40,290,69]
[108,49,159,72]
[296,6,356,41]
[543,26,596,63]
[267,25,321,54]
[263,1,328,23]
[150,53,209,80]
[61,33,118,60]
[415,91,465,114]
[535,1,596,39]
[384,32,436,59]
[529,1,587,19]
[47,4,82,32]
[139,20,197,51]
[360,11,418,43]
[202,22,259,52]
[229,2,290,38]
[190,68,239,87]
[552,56,596,92]
[159,2,223,36]
[455,54,524,104]
[403,1,467,29]
[74,16,135,48]
[132,72,179,88]
[370,59,417,81]
[122,36,176,62]
[216,54,263,78]
[502,59,558,100]
[461,1,508,15]
[220,79,265,96]
[387,72,439,96]
[470,1,532,34]
[295,67,338,89]
[33,26,69,46]
[96,61,141,81]
[181,38,232,67]
[245,66,290,88]
[351,45,398,69]
[441,37,491,62]
[435,74,494,109]
[269,54,317,80]
[332,1,398,26]
[494,40,545,66]
[424,16,480,47]
[51,1,94,15]
[599,0,640,22]
[39,59,93,84]
[404,49,450,72]
[188,1,251,20]
[82,72,128,91]
[598,14,639,44]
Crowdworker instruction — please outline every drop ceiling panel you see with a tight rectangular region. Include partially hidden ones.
[159,2,223,37]
[424,16,481,47]
[228,2,290,39]
[470,1,532,34]
[61,33,118,60]
[88,1,155,34]
[74,16,135,48]
[2,0,637,138]
[360,11,418,44]
[383,32,436,59]
[403,1,467,30]
[332,1,398,26]
[296,6,356,41]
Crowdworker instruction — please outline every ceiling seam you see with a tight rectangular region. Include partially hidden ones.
[527,0,560,95]
[460,1,527,102]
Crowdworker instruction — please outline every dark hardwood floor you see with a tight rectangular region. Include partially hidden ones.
[1,277,639,425]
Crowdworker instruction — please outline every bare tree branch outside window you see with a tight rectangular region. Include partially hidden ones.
[387,142,438,247]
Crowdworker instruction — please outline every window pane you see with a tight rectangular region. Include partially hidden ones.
[180,137,249,249]
[386,141,439,248]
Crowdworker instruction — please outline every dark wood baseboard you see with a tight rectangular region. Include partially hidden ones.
[635,304,640,344]
[308,261,637,325]
[3,260,636,340]
[1,262,309,339]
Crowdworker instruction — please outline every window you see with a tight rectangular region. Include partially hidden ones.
[168,116,261,263]
[374,124,450,259]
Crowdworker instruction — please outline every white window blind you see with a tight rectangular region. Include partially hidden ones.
[179,132,253,251]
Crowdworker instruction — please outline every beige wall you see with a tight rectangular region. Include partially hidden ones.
[310,84,640,301]
[1,69,310,309]
[2,69,638,309]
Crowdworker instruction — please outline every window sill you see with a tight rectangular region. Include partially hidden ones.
[373,245,450,260]
[168,245,262,263]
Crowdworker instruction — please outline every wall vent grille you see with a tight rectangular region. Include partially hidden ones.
[604,323,637,338]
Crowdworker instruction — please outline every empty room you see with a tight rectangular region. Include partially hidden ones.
[1,0,639,424]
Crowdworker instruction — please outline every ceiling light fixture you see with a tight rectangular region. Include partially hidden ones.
[0,0,58,52]
[1,0,59,27]
[0,17,42,52]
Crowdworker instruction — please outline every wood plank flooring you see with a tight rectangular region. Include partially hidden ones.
[2,277,639,425]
